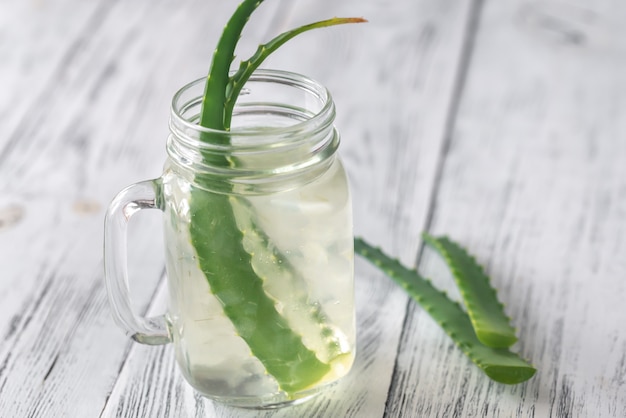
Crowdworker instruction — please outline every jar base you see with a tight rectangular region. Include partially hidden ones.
[198,382,335,409]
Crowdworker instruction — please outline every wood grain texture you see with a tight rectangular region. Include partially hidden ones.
[101,0,475,416]
[1,0,471,416]
[386,0,626,417]
[0,0,219,416]
[3,0,623,416]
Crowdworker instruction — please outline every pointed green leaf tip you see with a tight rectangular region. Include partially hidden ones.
[223,17,367,128]
[422,233,518,348]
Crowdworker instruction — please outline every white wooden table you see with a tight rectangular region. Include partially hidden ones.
[1,0,625,416]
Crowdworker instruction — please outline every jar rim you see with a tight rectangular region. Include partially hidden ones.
[165,69,340,194]
[170,69,335,138]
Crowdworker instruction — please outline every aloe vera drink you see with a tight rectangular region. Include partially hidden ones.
[161,159,354,403]
[160,71,355,406]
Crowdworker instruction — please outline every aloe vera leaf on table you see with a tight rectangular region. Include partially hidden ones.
[188,0,364,393]
[422,233,517,348]
[354,238,536,384]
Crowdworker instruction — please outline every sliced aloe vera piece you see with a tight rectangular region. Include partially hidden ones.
[354,238,536,384]
[422,233,517,348]
[189,192,330,393]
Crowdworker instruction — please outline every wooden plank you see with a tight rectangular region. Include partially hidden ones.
[0,0,475,416]
[100,0,476,416]
[0,0,232,416]
[385,0,626,417]
[0,0,110,152]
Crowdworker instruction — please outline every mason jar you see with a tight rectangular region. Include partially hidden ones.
[104,69,355,408]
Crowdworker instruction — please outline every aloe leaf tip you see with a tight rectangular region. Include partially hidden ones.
[483,363,537,385]
[422,233,518,349]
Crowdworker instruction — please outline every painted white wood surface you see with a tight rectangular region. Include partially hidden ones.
[0,1,624,417]
[386,1,626,417]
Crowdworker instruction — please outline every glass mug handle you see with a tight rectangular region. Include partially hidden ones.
[103,179,171,345]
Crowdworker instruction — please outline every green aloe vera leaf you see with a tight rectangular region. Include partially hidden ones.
[200,0,265,132]
[186,0,364,394]
[189,192,330,393]
[422,233,517,348]
[223,17,366,128]
[354,238,536,384]
[229,196,351,363]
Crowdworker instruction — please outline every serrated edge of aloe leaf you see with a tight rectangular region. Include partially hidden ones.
[189,193,331,394]
[422,233,518,348]
[354,237,536,385]
[230,196,352,362]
